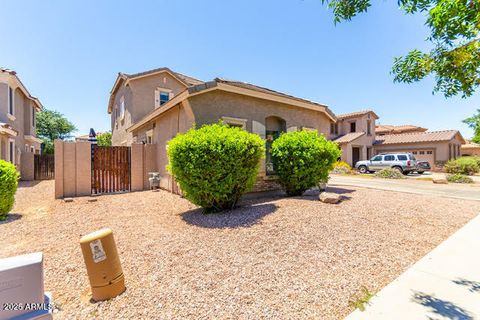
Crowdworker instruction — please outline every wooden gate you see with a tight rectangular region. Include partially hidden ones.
[91,146,131,194]
[34,154,55,180]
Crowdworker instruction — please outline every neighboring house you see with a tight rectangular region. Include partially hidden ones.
[108,67,339,192]
[376,124,427,136]
[332,110,378,166]
[461,140,480,156]
[374,130,465,167]
[0,68,43,173]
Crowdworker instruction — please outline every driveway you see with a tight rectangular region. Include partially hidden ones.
[330,175,480,201]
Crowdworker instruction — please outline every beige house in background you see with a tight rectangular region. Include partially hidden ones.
[0,68,43,179]
[461,140,480,156]
[374,130,465,166]
[332,110,378,166]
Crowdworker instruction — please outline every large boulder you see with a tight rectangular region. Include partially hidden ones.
[319,192,341,204]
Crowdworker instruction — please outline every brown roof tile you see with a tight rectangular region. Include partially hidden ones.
[333,132,365,144]
[125,67,204,86]
[376,124,427,134]
[374,130,463,145]
[337,110,379,120]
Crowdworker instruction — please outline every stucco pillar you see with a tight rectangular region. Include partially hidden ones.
[20,151,34,181]
[130,143,144,192]
[63,142,77,198]
[54,140,64,199]
[143,144,158,190]
[75,142,92,196]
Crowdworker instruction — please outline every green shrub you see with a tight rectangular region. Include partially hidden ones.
[447,173,474,184]
[271,130,341,196]
[167,123,264,212]
[374,167,405,179]
[0,160,20,220]
[332,161,355,174]
[444,157,479,175]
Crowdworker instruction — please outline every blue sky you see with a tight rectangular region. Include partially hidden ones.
[1,0,478,138]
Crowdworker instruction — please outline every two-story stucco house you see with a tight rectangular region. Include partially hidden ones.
[0,68,43,173]
[107,67,363,192]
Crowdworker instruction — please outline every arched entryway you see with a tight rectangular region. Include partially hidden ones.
[265,116,286,175]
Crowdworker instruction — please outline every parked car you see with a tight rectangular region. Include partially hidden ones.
[416,161,431,174]
[355,153,418,175]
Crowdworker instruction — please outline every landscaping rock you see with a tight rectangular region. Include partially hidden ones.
[319,192,341,204]
[87,197,98,202]
[64,197,73,203]
[432,178,448,184]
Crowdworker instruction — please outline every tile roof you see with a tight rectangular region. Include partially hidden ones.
[376,124,427,134]
[213,78,336,119]
[333,132,365,144]
[461,140,480,149]
[337,110,379,120]
[374,130,463,145]
[124,67,204,86]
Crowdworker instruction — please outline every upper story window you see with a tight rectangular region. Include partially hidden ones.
[8,86,14,116]
[350,121,356,133]
[119,97,125,120]
[367,120,371,135]
[155,88,172,108]
[32,106,36,127]
[330,123,338,135]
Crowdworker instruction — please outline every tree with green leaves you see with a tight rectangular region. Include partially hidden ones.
[36,109,76,154]
[96,132,112,146]
[463,109,480,143]
[321,0,480,98]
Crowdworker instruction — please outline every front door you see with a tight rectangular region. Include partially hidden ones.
[352,147,360,167]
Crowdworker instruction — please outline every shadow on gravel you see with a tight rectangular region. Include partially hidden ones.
[0,213,22,225]
[412,291,473,320]
[182,203,278,229]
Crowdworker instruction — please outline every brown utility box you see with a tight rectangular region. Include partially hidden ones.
[80,228,126,301]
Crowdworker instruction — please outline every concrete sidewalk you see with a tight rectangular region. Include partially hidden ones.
[330,175,480,201]
[345,214,480,320]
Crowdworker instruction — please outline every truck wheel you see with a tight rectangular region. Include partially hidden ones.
[417,171,424,174]
[358,165,368,174]
[392,166,403,174]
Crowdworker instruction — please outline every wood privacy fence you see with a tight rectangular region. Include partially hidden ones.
[91,146,131,194]
[34,154,55,180]
[55,141,156,199]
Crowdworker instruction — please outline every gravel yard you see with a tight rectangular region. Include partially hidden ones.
[1,180,478,319]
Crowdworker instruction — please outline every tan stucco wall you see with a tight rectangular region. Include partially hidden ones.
[111,72,187,146]
[188,90,331,140]
[54,140,92,198]
[20,151,34,181]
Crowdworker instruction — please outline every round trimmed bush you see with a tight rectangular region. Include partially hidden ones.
[444,157,479,175]
[374,167,405,179]
[0,160,20,220]
[271,130,341,196]
[447,173,474,184]
[167,123,264,212]
[332,161,354,174]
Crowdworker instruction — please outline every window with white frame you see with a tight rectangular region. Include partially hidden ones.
[155,88,172,108]
[32,106,35,127]
[119,97,125,120]
[8,140,15,164]
[31,146,35,153]
[8,86,14,116]
[146,129,154,144]
[221,116,247,129]
[25,144,29,152]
